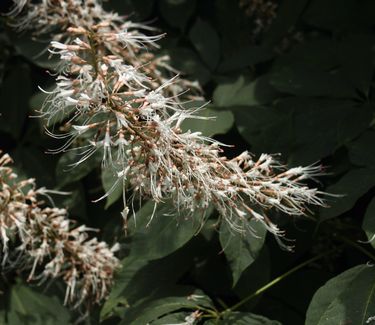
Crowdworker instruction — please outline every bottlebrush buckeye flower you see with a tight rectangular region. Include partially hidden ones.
[0,152,120,306]
[8,0,327,242]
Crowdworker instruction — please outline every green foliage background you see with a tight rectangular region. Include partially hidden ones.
[1,0,375,324]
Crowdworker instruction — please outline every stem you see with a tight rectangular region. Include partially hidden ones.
[222,247,339,315]
[87,32,99,77]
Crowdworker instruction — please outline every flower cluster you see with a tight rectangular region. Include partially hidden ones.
[8,0,326,240]
[8,0,202,101]
[0,152,120,306]
[239,0,278,39]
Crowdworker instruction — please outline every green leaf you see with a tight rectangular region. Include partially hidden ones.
[181,107,234,137]
[347,130,375,168]
[8,284,70,325]
[306,264,375,325]
[269,36,374,99]
[56,150,102,188]
[221,312,281,324]
[129,201,213,260]
[120,292,212,325]
[130,0,155,19]
[189,19,221,70]
[269,65,353,98]
[12,145,56,188]
[159,0,196,29]
[101,167,123,209]
[234,98,372,165]
[234,247,270,309]
[101,256,149,320]
[320,168,375,221]
[213,76,278,108]
[363,197,375,249]
[102,241,206,320]
[218,46,274,73]
[12,32,58,69]
[150,312,191,324]
[219,220,267,286]
[168,47,211,85]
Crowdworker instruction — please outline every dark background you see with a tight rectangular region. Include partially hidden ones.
[1,0,375,324]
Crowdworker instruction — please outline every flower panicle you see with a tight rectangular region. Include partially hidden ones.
[0,151,120,306]
[8,0,327,240]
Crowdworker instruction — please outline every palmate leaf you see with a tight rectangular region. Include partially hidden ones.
[306,264,375,325]
[219,220,267,286]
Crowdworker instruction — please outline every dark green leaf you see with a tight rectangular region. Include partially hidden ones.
[151,312,191,324]
[168,47,211,85]
[306,264,375,325]
[347,130,375,168]
[218,46,274,73]
[181,107,234,137]
[102,167,123,209]
[213,75,278,107]
[159,0,196,29]
[8,284,70,325]
[129,201,213,260]
[234,247,270,309]
[120,292,212,325]
[130,0,155,19]
[102,241,205,320]
[101,256,149,320]
[363,197,375,249]
[320,168,375,220]
[189,19,220,70]
[262,0,309,47]
[220,220,267,286]
[234,98,372,165]
[56,150,102,188]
